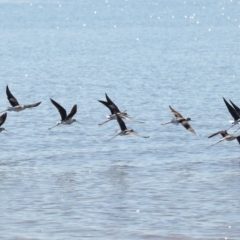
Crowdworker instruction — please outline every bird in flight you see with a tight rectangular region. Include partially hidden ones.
[107,110,149,141]
[161,106,196,135]
[222,97,240,130]
[208,130,240,146]
[48,98,79,130]
[0,85,41,113]
[0,112,8,133]
[98,93,144,126]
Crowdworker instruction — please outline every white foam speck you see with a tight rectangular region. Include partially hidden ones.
[114,25,116,28]
[136,38,139,41]
[83,24,86,27]
[196,21,199,24]
[229,226,231,228]
[94,11,97,14]
[136,209,140,213]
[59,4,61,7]
[208,28,211,31]
[172,16,174,18]
[25,74,28,77]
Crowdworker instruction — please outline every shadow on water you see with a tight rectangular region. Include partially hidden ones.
[55,171,78,192]
[105,164,134,191]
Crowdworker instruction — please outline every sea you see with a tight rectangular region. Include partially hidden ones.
[0,0,240,239]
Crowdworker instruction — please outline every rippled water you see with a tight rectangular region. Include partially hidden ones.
[1,0,240,239]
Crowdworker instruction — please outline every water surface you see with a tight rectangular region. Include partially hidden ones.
[0,0,240,239]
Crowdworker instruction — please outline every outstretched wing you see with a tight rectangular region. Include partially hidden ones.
[115,111,127,131]
[50,98,67,121]
[105,93,121,113]
[169,106,183,118]
[179,119,196,135]
[66,104,77,120]
[6,85,19,107]
[24,102,41,109]
[208,130,227,138]
[223,98,240,121]
[98,100,114,115]
[0,112,7,127]
[229,99,240,115]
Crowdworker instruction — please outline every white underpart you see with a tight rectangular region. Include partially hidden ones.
[171,117,180,125]
[62,118,75,124]
[225,136,236,141]
[106,111,128,120]
[7,106,25,112]
[115,129,125,135]
[229,120,240,125]
[119,130,126,136]
[107,114,117,120]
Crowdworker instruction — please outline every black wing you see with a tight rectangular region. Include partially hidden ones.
[229,100,240,115]
[98,100,114,115]
[223,97,239,120]
[236,136,240,144]
[6,85,19,107]
[105,93,121,113]
[66,105,77,120]
[208,130,228,138]
[169,106,184,118]
[115,111,127,131]
[0,112,7,127]
[24,102,41,109]
[50,98,67,121]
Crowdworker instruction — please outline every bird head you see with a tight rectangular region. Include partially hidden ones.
[186,118,193,122]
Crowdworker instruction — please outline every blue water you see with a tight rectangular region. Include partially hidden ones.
[1,0,240,239]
